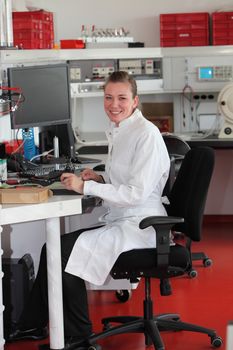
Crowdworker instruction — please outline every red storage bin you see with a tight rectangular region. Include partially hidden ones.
[13,18,42,31]
[12,10,54,49]
[212,12,233,45]
[13,10,53,22]
[13,29,43,49]
[60,40,85,49]
[160,12,210,47]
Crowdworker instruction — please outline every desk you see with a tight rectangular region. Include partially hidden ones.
[187,136,233,149]
[226,321,233,350]
[0,195,83,350]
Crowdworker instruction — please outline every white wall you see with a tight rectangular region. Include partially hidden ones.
[12,0,233,47]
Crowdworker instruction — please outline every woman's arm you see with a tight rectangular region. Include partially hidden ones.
[60,168,104,194]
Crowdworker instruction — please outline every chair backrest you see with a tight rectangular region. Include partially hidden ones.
[162,134,190,159]
[166,146,215,242]
[162,134,191,196]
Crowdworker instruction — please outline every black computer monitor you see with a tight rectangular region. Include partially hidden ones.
[39,123,75,160]
[7,63,75,159]
[7,63,71,129]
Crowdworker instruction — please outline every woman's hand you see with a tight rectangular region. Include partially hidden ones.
[60,168,104,194]
[81,168,104,183]
[60,173,84,194]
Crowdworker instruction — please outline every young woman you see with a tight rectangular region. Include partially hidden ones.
[9,71,170,349]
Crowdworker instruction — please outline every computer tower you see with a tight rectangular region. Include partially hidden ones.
[2,254,35,337]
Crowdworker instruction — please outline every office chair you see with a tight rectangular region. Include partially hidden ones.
[162,133,190,176]
[163,134,213,277]
[161,133,190,199]
[84,146,222,350]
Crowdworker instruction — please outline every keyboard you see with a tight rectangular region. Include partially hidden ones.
[19,164,67,177]
[18,170,64,186]
[19,168,76,186]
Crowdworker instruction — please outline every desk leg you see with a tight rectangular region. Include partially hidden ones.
[46,217,64,350]
[0,226,4,350]
[226,321,233,350]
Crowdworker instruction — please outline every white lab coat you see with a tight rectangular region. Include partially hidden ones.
[65,109,170,285]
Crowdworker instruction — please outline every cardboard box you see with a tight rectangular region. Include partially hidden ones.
[0,187,52,204]
[141,102,173,132]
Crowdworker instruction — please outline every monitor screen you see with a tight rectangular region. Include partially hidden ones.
[198,67,213,80]
[7,63,71,129]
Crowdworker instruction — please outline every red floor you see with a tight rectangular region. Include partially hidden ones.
[5,220,233,350]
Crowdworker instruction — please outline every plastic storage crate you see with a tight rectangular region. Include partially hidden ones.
[60,39,85,49]
[160,12,210,47]
[212,12,233,45]
[13,18,42,31]
[12,10,54,49]
[13,30,44,49]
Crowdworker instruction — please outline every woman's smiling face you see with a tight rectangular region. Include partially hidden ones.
[104,81,139,126]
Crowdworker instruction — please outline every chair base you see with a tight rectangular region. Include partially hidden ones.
[90,317,165,350]
[192,251,213,267]
[85,313,222,350]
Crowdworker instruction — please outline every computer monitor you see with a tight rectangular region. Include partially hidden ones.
[7,63,71,129]
[39,123,75,160]
[7,63,75,159]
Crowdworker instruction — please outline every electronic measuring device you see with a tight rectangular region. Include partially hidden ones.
[197,66,233,81]
[68,58,163,96]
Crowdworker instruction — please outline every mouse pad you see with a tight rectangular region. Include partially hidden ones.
[48,182,80,195]
[51,188,80,195]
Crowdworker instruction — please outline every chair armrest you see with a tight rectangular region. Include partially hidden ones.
[139,216,184,276]
[139,216,183,230]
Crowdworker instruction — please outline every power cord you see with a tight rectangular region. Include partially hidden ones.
[30,149,54,162]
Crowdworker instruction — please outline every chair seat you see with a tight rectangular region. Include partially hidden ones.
[111,244,190,280]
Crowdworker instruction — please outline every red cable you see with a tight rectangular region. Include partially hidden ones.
[0,86,22,93]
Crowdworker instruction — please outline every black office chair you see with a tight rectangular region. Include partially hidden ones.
[84,146,222,350]
[163,134,213,277]
[162,133,190,177]
[162,133,190,200]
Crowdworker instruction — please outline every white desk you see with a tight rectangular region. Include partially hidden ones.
[0,195,83,350]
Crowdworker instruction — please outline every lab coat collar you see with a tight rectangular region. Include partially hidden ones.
[117,108,141,129]
[107,108,141,136]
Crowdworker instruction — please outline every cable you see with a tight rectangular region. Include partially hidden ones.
[191,105,221,140]
[1,86,22,93]
[12,138,26,154]
[72,125,108,146]
[30,148,54,162]
[182,84,195,127]
[0,85,24,116]
[194,101,201,130]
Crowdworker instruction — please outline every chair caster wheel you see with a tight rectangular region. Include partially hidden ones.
[115,289,132,302]
[102,322,111,331]
[211,336,223,348]
[203,258,212,267]
[88,344,102,350]
[188,269,198,278]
